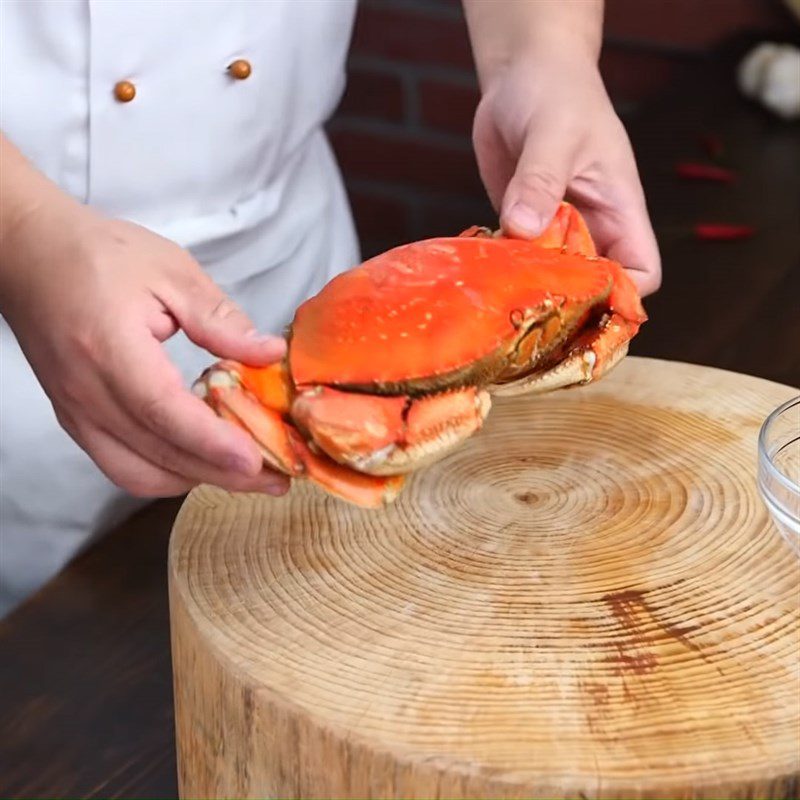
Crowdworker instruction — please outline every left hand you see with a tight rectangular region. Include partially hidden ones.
[472,53,662,296]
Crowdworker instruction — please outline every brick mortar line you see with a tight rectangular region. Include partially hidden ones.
[339,58,480,138]
[360,0,463,22]
[403,71,422,128]
[348,43,702,75]
[332,103,640,145]
[347,54,479,86]
[330,107,477,143]
[347,44,695,88]
[361,0,787,46]
[328,117,473,151]
[602,35,716,58]
[344,177,493,213]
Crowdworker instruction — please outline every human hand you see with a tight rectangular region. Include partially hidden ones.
[0,201,290,498]
[472,52,661,296]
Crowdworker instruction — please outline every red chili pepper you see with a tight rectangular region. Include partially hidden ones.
[676,161,736,182]
[699,133,725,160]
[694,223,756,240]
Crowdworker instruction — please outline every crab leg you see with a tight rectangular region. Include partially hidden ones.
[286,428,404,508]
[193,361,402,508]
[490,312,634,397]
[459,202,597,256]
[531,201,597,256]
[492,260,646,397]
[205,376,304,475]
[486,205,646,397]
[403,389,493,469]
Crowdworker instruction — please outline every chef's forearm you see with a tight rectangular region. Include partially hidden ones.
[1,134,75,250]
[0,134,84,304]
[462,0,603,90]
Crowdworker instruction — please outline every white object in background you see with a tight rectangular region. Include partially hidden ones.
[783,0,800,23]
[737,42,800,120]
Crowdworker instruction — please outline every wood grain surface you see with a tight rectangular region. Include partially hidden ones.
[169,357,800,800]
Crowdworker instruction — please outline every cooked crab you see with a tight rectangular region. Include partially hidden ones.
[193,202,647,507]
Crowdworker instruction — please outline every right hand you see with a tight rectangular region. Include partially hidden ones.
[472,52,661,297]
[1,200,290,498]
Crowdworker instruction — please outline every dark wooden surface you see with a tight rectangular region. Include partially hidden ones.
[626,56,800,388]
[0,499,183,799]
[1,59,798,800]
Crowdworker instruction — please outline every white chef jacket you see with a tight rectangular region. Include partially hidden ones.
[0,0,360,616]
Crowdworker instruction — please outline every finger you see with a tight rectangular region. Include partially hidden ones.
[71,421,195,498]
[499,125,574,239]
[60,376,290,496]
[472,108,515,211]
[567,122,662,296]
[578,195,662,297]
[158,271,286,365]
[602,215,662,297]
[104,333,271,476]
[97,411,290,496]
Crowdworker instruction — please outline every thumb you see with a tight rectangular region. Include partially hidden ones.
[168,274,286,365]
[500,131,573,239]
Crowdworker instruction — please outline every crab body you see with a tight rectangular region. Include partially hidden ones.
[193,203,647,507]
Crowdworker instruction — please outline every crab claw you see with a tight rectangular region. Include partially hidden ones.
[531,202,597,256]
[192,361,402,508]
[459,202,596,256]
[286,429,404,509]
[193,362,303,475]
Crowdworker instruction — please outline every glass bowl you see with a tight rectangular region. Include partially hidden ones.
[758,395,800,556]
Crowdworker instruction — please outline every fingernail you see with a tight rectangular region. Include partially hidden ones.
[228,454,258,475]
[264,478,290,496]
[506,203,543,237]
[246,329,279,341]
[247,331,286,353]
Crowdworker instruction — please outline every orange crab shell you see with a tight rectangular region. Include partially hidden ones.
[289,237,644,388]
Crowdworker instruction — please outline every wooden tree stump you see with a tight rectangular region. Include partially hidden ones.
[169,357,800,799]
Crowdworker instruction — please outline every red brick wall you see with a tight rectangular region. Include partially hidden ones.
[329,0,796,257]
